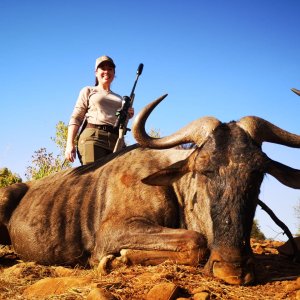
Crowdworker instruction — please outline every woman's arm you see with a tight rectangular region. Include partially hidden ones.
[65,124,79,162]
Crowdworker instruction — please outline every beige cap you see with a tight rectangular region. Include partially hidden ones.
[95,55,116,70]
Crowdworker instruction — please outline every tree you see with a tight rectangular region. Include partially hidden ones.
[149,128,161,138]
[50,121,70,157]
[0,167,22,188]
[25,121,71,181]
[25,148,63,180]
[251,219,266,240]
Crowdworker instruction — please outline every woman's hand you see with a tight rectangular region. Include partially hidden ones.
[65,144,76,163]
[128,107,134,119]
[65,124,79,163]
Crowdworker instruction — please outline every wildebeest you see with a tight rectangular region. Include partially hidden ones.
[1,94,300,285]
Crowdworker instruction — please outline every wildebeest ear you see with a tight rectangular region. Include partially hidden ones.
[142,159,190,186]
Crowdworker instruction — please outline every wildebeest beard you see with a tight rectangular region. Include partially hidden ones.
[202,122,265,250]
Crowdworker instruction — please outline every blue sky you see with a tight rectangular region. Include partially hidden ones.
[0,0,299,239]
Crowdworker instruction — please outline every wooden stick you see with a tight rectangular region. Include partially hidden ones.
[257,199,300,261]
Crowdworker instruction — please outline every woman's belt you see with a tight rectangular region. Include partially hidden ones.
[86,123,119,134]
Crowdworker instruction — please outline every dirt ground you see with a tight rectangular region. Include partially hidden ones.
[0,239,299,300]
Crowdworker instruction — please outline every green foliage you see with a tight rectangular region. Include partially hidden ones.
[0,167,22,187]
[50,121,69,157]
[251,219,266,240]
[25,121,71,181]
[25,148,62,180]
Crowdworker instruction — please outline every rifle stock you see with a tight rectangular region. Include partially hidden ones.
[113,94,135,152]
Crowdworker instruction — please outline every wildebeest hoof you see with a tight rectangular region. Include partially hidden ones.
[98,255,116,275]
[212,261,254,285]
[98,254,128,275]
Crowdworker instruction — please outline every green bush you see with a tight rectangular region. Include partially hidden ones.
[0,168,22,188]
[25,121,71,181]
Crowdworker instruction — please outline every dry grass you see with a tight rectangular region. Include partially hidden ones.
[0,241,299,299]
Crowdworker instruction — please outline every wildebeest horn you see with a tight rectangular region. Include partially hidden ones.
[266,160,300,189]
[238,116,300,188]
[132,94,221,148]
[237,116,300,147]
[291,88,300,96]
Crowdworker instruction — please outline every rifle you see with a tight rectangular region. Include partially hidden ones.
[113,63,144,152]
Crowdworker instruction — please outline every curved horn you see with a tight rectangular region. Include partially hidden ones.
[237,116,300,147]
[267,159,300,189]
[291,88,300,96]
[132,94,221,149]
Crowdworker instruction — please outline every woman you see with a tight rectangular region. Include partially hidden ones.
[65,55,134,165]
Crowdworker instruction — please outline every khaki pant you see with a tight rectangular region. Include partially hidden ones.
[77,128,118,165]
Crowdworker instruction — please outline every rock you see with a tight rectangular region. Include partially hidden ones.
[253,245,264,254]
[23,276,92,298]
[192,288,211,299]
[146,282,180,300]
[87,287,117,300]
[264,247,278,255]
[285,277,300,290]
[193,292,210,300]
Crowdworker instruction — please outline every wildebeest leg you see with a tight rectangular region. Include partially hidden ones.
[98,246,207,275]
[93,224,208,274]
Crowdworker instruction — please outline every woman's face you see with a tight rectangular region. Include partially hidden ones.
[95,62,115,86]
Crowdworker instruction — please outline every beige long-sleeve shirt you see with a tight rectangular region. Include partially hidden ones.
[68,86,123,127]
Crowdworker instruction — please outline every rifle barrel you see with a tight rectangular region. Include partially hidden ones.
[113,63,143,152]
[129,64,144,98]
